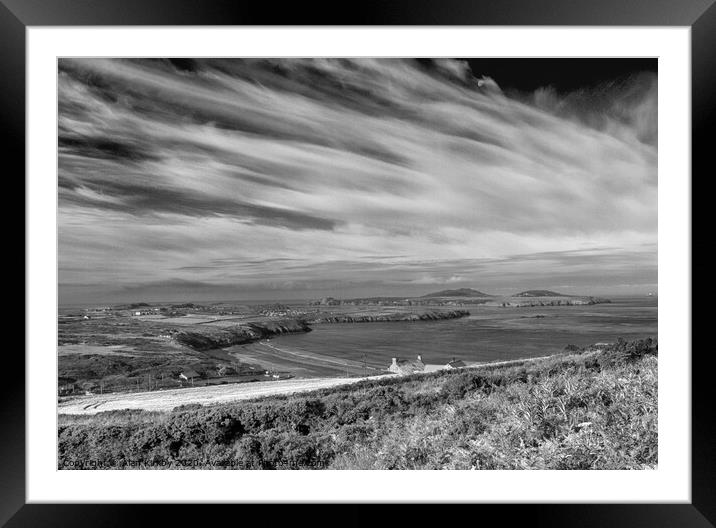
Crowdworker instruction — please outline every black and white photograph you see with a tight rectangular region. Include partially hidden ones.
[56,57,658,471]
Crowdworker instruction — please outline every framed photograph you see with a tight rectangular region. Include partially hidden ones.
[8,0,712,524]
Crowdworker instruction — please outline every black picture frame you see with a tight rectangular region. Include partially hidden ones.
[6,0,712,525]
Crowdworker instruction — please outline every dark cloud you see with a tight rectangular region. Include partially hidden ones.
[61,179,338,231]
[59,135,160,163]
[167,58,200,73]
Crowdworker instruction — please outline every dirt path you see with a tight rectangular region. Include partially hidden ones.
[58,375,379,415]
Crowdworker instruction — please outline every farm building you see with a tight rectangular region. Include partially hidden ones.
[445,359,467,369]
[131,309,155,316]
[388,355,425,375]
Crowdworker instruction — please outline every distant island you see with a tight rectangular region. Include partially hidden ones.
[421,288,491,298]
[418,288,609,307]
[514,290,565,297]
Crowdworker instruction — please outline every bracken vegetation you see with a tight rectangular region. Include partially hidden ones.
[58,338,657,470]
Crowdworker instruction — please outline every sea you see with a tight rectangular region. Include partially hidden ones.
[266,296,658,369]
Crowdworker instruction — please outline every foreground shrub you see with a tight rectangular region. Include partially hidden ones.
[59,338,657,470]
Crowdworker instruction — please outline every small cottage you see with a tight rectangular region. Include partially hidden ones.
[388,355,425,375]
[445,359,466,369]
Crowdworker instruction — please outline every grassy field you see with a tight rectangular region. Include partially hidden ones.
[58,337,657,470]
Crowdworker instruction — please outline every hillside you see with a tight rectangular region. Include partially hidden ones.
[514,290,565,297]
[58,337,657,470]
[421,288,491,298]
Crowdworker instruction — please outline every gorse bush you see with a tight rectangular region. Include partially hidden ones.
[58,338,657,470]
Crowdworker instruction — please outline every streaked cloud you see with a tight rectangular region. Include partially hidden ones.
[58,58,657,303]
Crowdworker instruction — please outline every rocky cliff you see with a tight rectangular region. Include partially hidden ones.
[308,309,470,324]
[174,319,312,351]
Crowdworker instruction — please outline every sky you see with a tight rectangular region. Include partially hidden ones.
[58,58,657,304]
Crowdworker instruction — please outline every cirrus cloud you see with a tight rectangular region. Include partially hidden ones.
[58,58,657,303]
